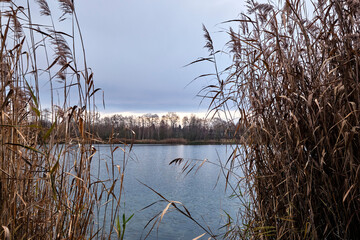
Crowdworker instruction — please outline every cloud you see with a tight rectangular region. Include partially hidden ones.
[73,0,244,114]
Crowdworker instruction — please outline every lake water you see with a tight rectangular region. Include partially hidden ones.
[93,144,241,239]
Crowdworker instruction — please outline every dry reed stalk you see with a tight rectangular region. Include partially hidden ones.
[197,0,360,239]
[0,1,128,239]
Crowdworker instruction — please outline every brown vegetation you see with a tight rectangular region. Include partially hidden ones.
[0,1,127,239]
[4,0,360,239]
[197,0,360,239]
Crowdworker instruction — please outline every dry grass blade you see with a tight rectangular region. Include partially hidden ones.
[159,201,181,222]
[139,180,218,239]
[195,158,207,174]
[193,232,206,240]
[1,226,10,240]
[169,157,183,165]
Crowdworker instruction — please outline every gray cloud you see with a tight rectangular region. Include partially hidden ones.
[73,0,244,114]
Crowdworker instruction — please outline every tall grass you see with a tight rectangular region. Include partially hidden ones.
[198,0,360,239]
[0,1,128,239]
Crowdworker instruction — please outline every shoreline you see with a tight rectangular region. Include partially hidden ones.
[102,138,237,145]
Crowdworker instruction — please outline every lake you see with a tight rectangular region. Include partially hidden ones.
[92,144,241,239]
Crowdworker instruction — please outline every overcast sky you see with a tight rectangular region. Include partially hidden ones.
[28,1,247,115]
[67,0,246,115]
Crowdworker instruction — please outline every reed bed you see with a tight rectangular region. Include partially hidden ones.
[197,0,360,239]
[0,1,128,239]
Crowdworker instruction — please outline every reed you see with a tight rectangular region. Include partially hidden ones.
[0,1,127,239]
[197,0,360,239]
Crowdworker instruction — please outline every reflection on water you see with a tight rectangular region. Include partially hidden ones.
[93,144,240,240]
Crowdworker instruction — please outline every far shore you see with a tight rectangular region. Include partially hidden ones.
[102,138,237,145]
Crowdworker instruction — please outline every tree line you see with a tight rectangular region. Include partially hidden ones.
[91,112,238,143]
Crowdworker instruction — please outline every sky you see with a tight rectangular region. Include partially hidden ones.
[13,0,314,118]
[69,0,246,116]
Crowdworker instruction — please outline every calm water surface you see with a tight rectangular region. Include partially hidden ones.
[94,144,240,240]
